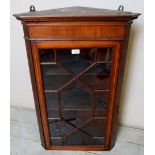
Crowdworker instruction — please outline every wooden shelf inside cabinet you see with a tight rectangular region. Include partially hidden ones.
[14,6,140,151]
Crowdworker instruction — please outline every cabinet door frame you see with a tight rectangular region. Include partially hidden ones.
[31,40,121,150]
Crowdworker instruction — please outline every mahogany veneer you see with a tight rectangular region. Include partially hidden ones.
[14,6,140,151]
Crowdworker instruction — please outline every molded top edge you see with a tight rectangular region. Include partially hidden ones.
[14,6,141,22]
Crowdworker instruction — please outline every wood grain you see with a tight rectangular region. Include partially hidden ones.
[14,6,140,150]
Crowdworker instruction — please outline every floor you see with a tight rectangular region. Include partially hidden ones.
[11,106,144,155]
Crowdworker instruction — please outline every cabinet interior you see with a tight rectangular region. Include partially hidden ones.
[39,48,114,146]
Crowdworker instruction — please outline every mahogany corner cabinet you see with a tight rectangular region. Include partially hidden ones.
[14,6,140,151]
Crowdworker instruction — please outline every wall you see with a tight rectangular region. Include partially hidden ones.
[10,0,144,129]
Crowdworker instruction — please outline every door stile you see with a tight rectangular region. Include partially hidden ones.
[32,44,51,148]
[104,42,121,149]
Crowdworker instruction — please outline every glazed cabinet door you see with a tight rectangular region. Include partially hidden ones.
[31,41,121,150]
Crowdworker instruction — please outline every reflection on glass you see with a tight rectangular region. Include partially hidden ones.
[81,63,111,90]
[95,92,109,109]
[96,48,113,62]
[39,48,113,146]
[41,65,72,90]
[61,82,92,109]
[40,49,55,63]
[58,48,94,74]
[49,120,74,137]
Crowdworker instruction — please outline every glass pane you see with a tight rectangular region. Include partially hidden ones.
[62,110,91,121]
[95,92,109,109]
[62,110,91,130]
[51,138,62,146]
[39,49,55,63]
[49,120,74,137]
[45,92,59,118]
[38,47,114,146]
[58,48,94,74]
[95,109,107,117]
[63,130,99,146]
[81,118,106,137]
[47,110,59,118]
[61,82,93,109]
[96,48,113,62]
[41,65,72,90]
[85,63,112,75]
[81,63,111,90]
[63,118,106,145]
[45,92,57,110]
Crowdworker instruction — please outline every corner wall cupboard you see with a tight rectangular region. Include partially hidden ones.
[14,6,140,151]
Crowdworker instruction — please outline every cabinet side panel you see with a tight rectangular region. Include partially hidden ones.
[24,38,46,147]
[110,25,131,148]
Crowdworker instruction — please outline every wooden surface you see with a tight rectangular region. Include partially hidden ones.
[14,6,140,151]
[14,6,140,22]
[26,23,126,40]
[31,41,121,150]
